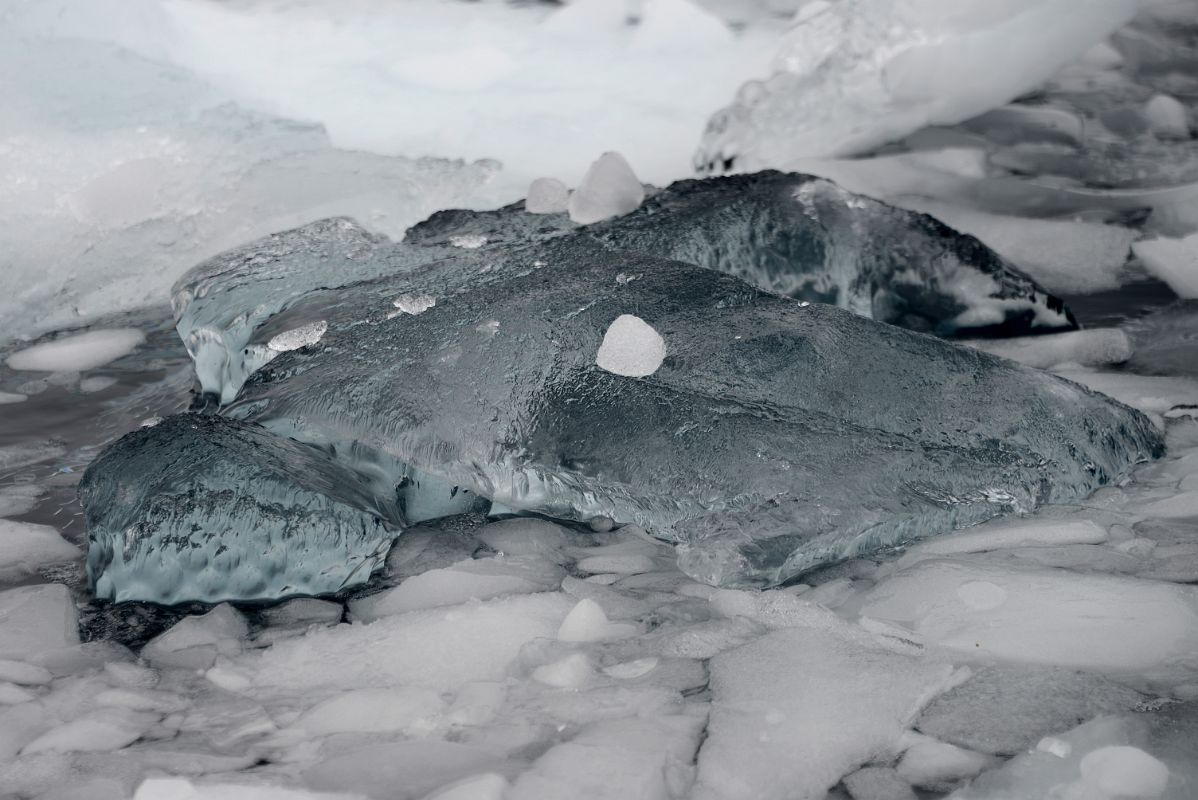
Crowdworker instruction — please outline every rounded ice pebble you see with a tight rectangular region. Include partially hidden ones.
[1079,746,1169,798]
[525,178,570,214]
[568,152,645,224]
[596,314,665,377]
[6,329,144,372]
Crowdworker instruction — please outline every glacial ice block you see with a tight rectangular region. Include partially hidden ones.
[80,414,401,604]
[180,172,1075,404]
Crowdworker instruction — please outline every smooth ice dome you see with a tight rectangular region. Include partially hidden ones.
[568,152,645,224]
[525,178,570,214]
[595,314,667,377]
[6,329,144,372]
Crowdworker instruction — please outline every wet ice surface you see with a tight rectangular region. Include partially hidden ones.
[4,3,1198,800]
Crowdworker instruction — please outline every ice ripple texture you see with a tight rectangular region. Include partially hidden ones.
[82,173,1163,602]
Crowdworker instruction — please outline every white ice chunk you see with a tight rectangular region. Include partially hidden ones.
[531,652,595,688]
[293,686,445,737]
[525,178,570,214]
[1144,94,1189,140]
[22,708,159,755]
[861,559,1198,685]
[595,314,666,377]
[1052,370,1198,418]
[557,599,638,642]
[0,701,47,760]
[1134,234,1198,299]
[305,741,504,800]
[842,767,917,800]
[893,519,1108,570]
[0,683,36,704]
[692,625,954,800]
[250,593,573,693]
[267,320,327,352]
[261,598,343,628]
[0,391,26,404]
[141,604,248,670]
[423,773,508,800]
[895,737,997,790]
[134,777,368,800]
[568,152,645,225]
[0,658,52,686]
[6,329,144,372]
[392,293,437,316]
[449,234,488,249]
[350,555,564,619]
[0,518,81,580]
[1079,745,1169,798]
[963,329,1132,370]
[0,485,43,518]
[0,583,79,660]
[476,517,572,560]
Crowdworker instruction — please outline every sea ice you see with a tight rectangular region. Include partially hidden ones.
[6,329,144,372]
[567,152,645,225]
[1134,234,1198,299]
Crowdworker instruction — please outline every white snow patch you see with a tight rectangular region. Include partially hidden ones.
[6,329,144,372]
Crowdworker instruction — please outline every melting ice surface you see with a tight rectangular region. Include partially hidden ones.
[80,172,1162,604]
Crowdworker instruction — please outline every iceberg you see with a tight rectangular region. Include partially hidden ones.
[81,173,1162,602]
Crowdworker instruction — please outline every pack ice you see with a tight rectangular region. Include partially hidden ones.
[80,173,1162,603]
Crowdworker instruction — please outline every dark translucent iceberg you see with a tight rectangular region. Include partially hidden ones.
[82,173,1161,603]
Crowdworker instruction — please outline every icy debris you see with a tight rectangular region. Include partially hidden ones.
[861,560,1198,685]
[963,329,1131,369]
[0,391,26,404]
[261,598,343,628]
[141,605,248,671]
[842,767,917,800]
[22,708,159,755]
[525,178,570,214]
[1144,94,1189,140]
[0,583,79,660]
[304,741,504,800]
[557,599,639,642]
[292,687,445,737]
[267,320,328,352]
[78,375,118,393]
[594,314,666,377]
[0,519,82,580]
[895,737,997,791]
[1081,745,1170,798]
[693,625,954,800]
[568,152,645,225]
[532,652,596,688]
[134,778,369,800]
[392,293,437,316]
[476,517,572,560]
[349,555,564,619]
[1134,235,1198,299]
[5,329,144,372]
[695,0,1139,172]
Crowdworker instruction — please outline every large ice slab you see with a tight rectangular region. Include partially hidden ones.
[80,414,401,604]
[87,174,1162,599]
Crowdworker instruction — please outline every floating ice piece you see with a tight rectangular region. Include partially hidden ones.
[695,0,1140,172]
[0,519,82,580]
[391,293,437,316]
[861,559,1198,686]
[0,485,43,518]
[476,517,572,559]
[525,178,570,214]
[0,659,51,686]
[304,741,505,800]
[842,767,917,800]
[568,152,645,225]
[1134,234,1198,299]
[134,777,369,800]
[1080,745,1170,798]
[532,652,595,688]
[557,599,638,642]
[894,519,1108,570]
[261,598,343,628]
[141,604,248,671]
[6,329,144,372]
[0,583,79,661]
[595,314,666,377]
[81,415,400,604]
[895,737,997,791]
[1144,94,1189,140]
[349,555,564,619]
[693,625,954,800]
[0,391,25,404]
[424,774,508,800]
[267,320,327,352]
[21,708,159,755]
[963,329,1132,370]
